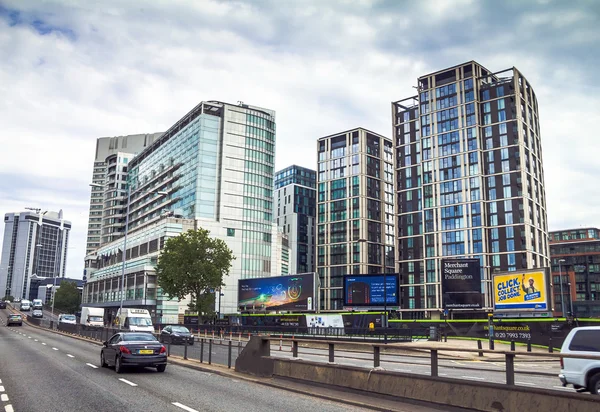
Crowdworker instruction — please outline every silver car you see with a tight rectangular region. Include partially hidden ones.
[32,309,43,318]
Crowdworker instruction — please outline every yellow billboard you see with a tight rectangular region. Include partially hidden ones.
[493,271,548,311]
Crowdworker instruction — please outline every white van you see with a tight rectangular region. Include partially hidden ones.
[80,307,104,328]
[20,300,31,311]
[117,308,154,332]
[32,299,43,310]
[559,326,600,394]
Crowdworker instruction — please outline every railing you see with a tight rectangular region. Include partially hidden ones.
[257,336,600,387]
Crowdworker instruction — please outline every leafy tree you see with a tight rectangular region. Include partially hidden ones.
[53,281,81,314]
[156,228,234,323]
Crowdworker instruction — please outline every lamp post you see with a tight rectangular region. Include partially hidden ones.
[90,183,168,328]
[558,259,566,317]
[567,282,575,318]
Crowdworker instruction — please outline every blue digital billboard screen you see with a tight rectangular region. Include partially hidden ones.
[238,273,315,311]
[343,274,399,307]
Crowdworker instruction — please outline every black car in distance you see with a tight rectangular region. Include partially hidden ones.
[0,301,6,309]
[160,325,195,345]
[101,332,167,373]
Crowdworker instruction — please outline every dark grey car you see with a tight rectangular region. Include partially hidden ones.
[160,325,194,345]
[101,332,167,373]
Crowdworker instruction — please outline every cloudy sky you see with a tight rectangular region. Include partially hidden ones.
[0,0,599,279]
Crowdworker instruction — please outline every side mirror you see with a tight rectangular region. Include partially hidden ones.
[103,341,108,347]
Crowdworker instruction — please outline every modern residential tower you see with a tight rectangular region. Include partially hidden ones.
[317,128,395,311]
[0,210,71,299]
[393,61,549,318]
[274,165,317,274]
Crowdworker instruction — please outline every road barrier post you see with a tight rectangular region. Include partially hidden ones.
[505,353,515,385]
[200,339,204,363]
[510,341,515,351]
[292,340,298,358]
[477,340,483,357]
[167,342,171,357]
[184,342,188,360]
[431,349,439,377]
[527,340,532,352]
[228,340,232,368]
[208,339,212,365]
[373,346,380,368]
[279,334,282,351]
[328,343,335,363]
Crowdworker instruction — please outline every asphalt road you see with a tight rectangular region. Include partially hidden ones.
[0,310,374,412]
[270,345,575,394]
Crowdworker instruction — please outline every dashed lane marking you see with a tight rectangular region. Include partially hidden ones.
[42,343,47,345]
[118,378,138,387]
[86,363,98,369]
[52,348,59,351]
[172,403,199,412]
[0,386,4,392]
[1,394,8,401]
[6,404,15,412]
[67,354,74,358]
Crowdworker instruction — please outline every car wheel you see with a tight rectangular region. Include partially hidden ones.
[156,364,166,373]
[115,356,123,374]
[590,372,600,395]
[100,352,107,368]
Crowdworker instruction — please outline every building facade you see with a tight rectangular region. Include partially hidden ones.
[274,165,317,274]
[393,61,549,318]
[86,133,162,255]
[0,210,71,299]
[550,228,600,318]
[83,100,278,316]
[317,128,395,311]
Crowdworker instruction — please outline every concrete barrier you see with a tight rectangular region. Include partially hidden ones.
[235,337,599,412]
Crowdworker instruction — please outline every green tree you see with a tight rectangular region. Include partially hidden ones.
[4,295,14,302]
[53,281,81,313]
[156,228,234,323]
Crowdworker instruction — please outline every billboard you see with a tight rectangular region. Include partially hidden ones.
[441,259,483,309]
[343,274,399,307]
[494,270,549,311]
[238,273,315,311]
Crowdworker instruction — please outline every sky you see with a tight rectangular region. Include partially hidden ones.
[0,0,599,279]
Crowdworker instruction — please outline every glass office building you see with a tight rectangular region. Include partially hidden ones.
[83,101,277,316]
[274,165,317,274]
[393,61,549,318]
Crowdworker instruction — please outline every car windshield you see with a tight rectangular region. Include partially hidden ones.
[129,317,152,326]
[89,316,103,322]
[171,326,190,333]
[123,333,157,342]
[62,315,76,321]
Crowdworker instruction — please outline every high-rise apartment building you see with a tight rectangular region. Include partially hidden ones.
[83,100,277,318]
[274,165,317,274]
[317,128,395,311]
[550,228,600,318]
[394,61,549,318]
[0,210,71,299]
[86,133,162,255]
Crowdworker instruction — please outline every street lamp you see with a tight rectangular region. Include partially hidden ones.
[567,282,575,318]
[558,259,566,317]
[90,182,168,327]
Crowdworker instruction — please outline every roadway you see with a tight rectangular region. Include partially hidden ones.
[0,310,377,412]
[269,345,573,393]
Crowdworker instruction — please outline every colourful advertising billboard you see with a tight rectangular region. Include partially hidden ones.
[493,271,549,311]
[343,274,399,307]
[238,273,316,311]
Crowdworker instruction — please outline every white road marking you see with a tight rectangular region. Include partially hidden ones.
[118,378,138,387]
[553,386,574,391]
[1,394,8,401]
[42,343,47,345]
[517,382,537,386]
[5,404,14,412]
[28,336,32,339]
[461,376,485,380]
[34,339,38,342]
[67,354,75,358]
[172,403,199,412]
[86,363,98,369]
[0,386,4,392]
[0,379,2,384]
[52,347,59,351]
[439,373,448,376]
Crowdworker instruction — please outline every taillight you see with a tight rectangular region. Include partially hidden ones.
[560,357,564,368]
[159,345,166,354]
[119,345,131,354]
